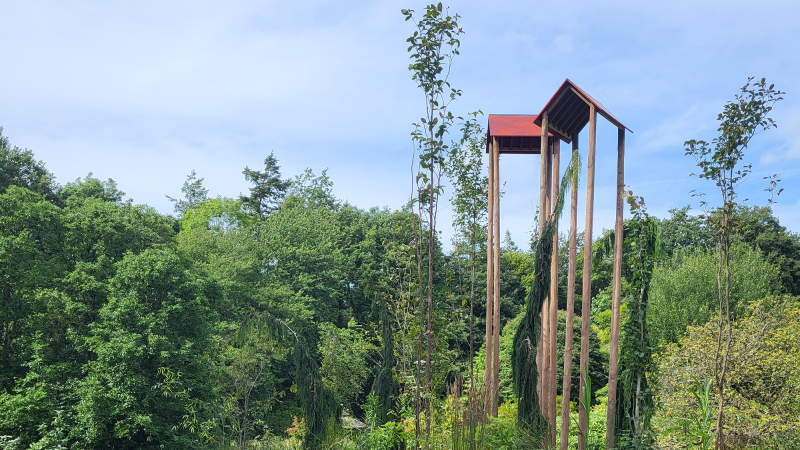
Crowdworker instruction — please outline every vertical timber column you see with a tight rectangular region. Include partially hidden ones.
[542,136,553,423]
[560,134,580,450]
[484,138,495,415]
[492,137,502,417]
[549,140,561,447]
[605,128,625,449]
[578,105,597,450]
[537,112,549,407]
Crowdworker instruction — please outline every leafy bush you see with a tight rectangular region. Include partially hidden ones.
[648,246,779,345]
[653,296,800,448]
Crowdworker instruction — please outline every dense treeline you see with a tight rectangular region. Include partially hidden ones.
[2,124,799,449]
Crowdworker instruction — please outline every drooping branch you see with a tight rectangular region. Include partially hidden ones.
[242,311,341,450]
[512,149,580,436]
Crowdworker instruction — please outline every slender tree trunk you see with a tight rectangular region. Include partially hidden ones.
[415,211,425,449]
[713,229,724,450]
[469,229,477,448]
[426,165,435,448]
[715,229,732,450]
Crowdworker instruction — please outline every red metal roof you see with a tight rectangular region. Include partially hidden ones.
[533,79,631,143]
[486,115,554,154]
[488,115,547,137]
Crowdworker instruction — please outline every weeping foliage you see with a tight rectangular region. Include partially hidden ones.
[512,150,580,436]
[371,295,399,425]
[242,311,341,450]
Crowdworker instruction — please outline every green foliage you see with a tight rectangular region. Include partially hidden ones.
[181,197,252,233]
[580,374,592,445]
[685,78,784,215]
[648,245,779,345]
[166,316,286,449]
[371,298,399,426]
[319,320,376,412]
[446,117,487,246]
[611,193,660,448]
[403,4,465,174]
[559,395,608,450]
[445,115,487,413]
[473,310,606,406]
[242,313,342,450]
[60,173,127,204]
[240,152,291,217]
[734,205,800,295]
[653,296,800,448]
[359,392,403,450]
[557,313,608,405]
[658,206,716,257]
[680,377,717,450]
[74,247,218,449]
[0,128,57,201]
[658,205,800,296]
[166,169,209,216]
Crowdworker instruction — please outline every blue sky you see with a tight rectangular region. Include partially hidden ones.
[2,0,799,247]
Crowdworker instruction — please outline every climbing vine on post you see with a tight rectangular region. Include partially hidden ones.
[402,4,465,447]
[617,190,660,449]
[684,77,783,450]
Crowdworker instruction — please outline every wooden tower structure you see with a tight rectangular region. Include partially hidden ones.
[484,79,630,450]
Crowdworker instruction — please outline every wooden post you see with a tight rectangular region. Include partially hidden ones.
[560,134,579,450]
[549,140,560,447]
[605,128,625,449]
[578,105,597,450]
[543,136,552,425]
[484,137,495,415]
[492,137,502,417]
[537,112,549,409]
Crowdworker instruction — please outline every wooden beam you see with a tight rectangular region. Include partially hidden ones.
[560,134,580,450]
[548,122,572,143]
[547,85,572,118]
[484,136,495,416]
[549,140,560,447]
[492,137,502,417]
[546,88,574,127]
[561,102,590,142]
[578,105,597,450]
[605,128,626,449]
[539,113,550,234]
[570,87,592,106]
